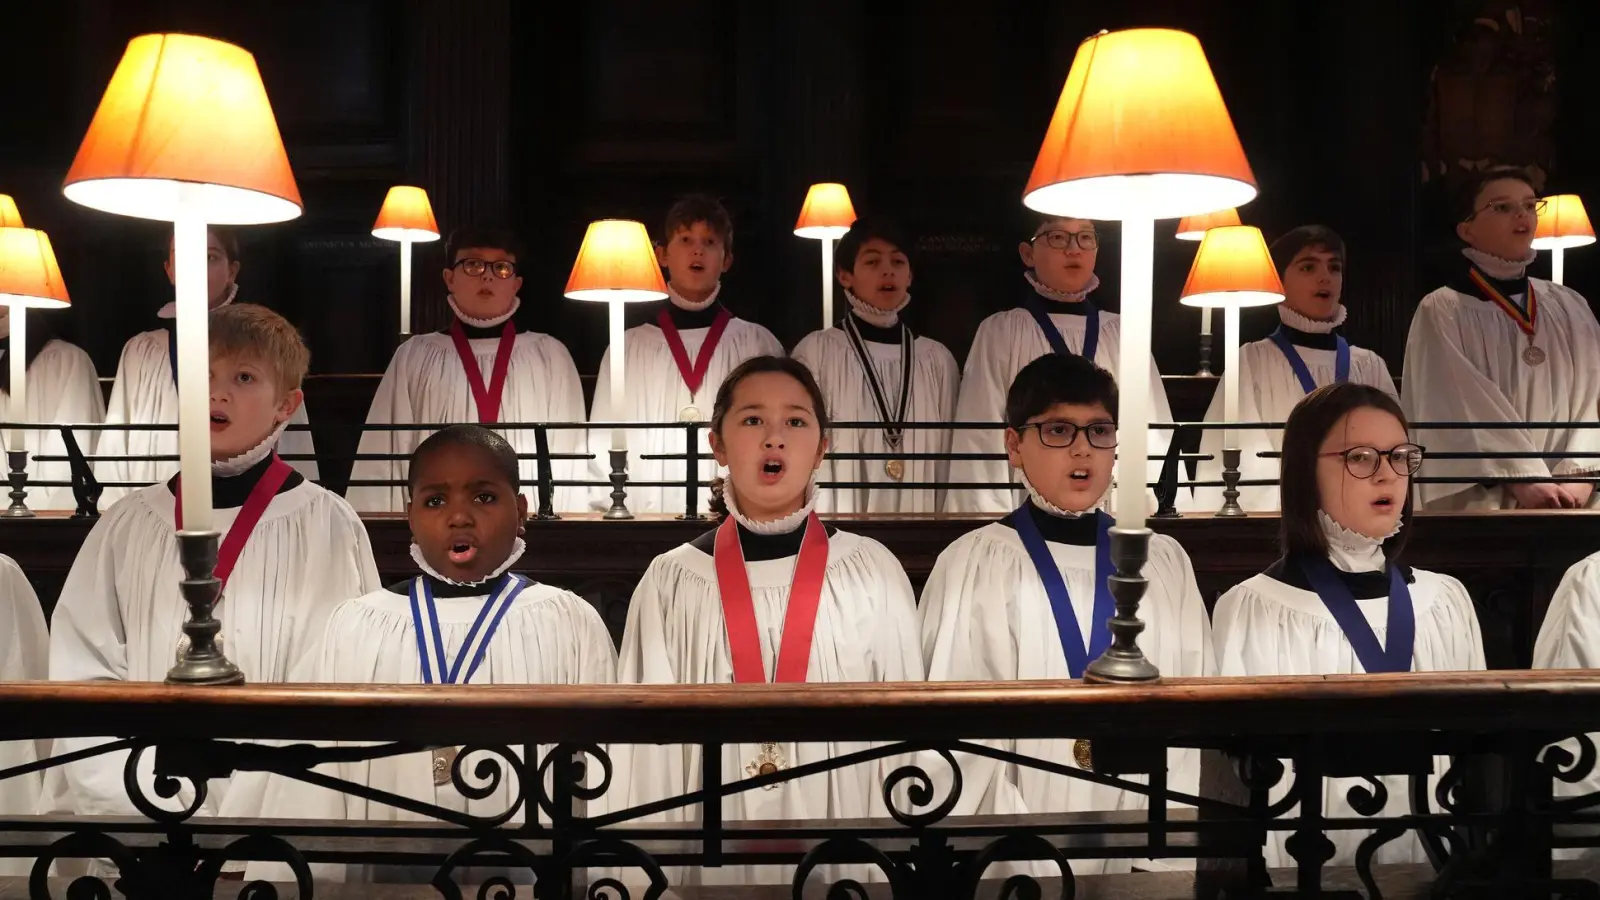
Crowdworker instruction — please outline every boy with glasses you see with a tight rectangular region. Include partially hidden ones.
[1402,167,1600,509]
[348,227,589,513]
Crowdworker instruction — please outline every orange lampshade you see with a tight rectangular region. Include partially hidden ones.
[1024,28,1257,221]
[564,219,669,304]
[1532,194,1596,250]
[1178,225,1282,309]
[0,228,70,309]
[794,183,857,239]
[63,33,302,225]
[0,196,22,228]
[372,185,441,242]
[1176,207,1241,241]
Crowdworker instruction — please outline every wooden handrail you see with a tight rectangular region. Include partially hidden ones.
[1,671,1597,745]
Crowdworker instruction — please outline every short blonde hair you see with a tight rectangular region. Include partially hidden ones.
[209,303,309,393]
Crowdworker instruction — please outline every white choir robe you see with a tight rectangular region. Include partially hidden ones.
[792,326,960,514]
[94,329,319,506]
[599,528,924,887]
[41,481,379,840]
[1186,337,1397,513]
[918,521,1215,876]
[588,316,782,516]
[944,306,1174,514]
[346,330,590,513]
[0,555,47,877]
[0,338,106,510]
[1212,567,1485,868]
[1402,280,1600,509]
[245,581,617,884]
[1533,550,1600,856]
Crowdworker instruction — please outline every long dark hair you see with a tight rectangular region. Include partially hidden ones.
[706,355,830,518]
[0,312,54,394]
[1279,383,1414,560]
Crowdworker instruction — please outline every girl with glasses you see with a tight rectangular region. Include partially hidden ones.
[1212,382,1484,869]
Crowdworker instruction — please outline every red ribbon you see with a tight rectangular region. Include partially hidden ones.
[714,511,829,685]
[657,307,732,397]
[175,455,294,597]
[449,321,517,424]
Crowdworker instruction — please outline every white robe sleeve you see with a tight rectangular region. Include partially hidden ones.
[945,316,1016,514]
[6,340,106,510]
[346,351,416,513]
[0,555,47,873]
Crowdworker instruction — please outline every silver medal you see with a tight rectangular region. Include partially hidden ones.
[679,405,702,422]
[1523,344,1546,366]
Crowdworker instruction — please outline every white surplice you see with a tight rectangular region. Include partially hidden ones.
[346,329,590,513]
[1211,518,1485,868]
[0,338,106,510]
[601,526,924,887]
[1187,310,1398,513]
[94,328,319,506]
[944,303,1174,514]
[588,313,782,516]
[0,555,47,877]
[1402,280,1600,509]
[1533,550,1600,856]
[41,480,379,830]
[246,579,617,884]
[918,510,1215,876]
[792,322,960,514]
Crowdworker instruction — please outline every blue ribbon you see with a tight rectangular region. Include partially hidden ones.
[1024,296,1099,362]
[1010,505,1114,678]
[1297,556,1414,674]
[408,573,530,684]
[1268,327,1350,395]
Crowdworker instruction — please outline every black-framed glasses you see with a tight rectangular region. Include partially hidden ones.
[1030,229,1098,251]
[1469,198,1547,220]
[1015,420,1118,450]
[452,258,519,279]
[1320,444,1424,479]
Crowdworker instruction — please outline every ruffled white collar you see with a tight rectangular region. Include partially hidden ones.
[1279,303,1348,334]
[157,283,237,320]
[409,537,527,588]
[844,287,909,328]
[724,477,819,535]
[1319,509,1399,573]
[1462,246,1537,281]
[448,294,520,329]
[1020,471,1104,519]
[668,281,721,312]
[211,421,287,476]
[1026,270,1100,303]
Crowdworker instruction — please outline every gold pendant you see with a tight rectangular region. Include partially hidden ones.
[744,742,787,790]
[1072,738,1093,771]
[1523,344,1547,366]
[432,746,460,787]
[884,459,905,481]
[679,405,702,422]
[174,631,224,664]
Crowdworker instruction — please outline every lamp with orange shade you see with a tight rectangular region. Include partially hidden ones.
[794,183,857,329]
[372,186,441,334]
[0,196,23,229]
[1178,225,1284,518]
[0,227,71,518]
[63,32,302,685]
[565,219,669,520]
[1176,207,1244,374]
[1532,194,1595,286]
[1023,27,1256,682]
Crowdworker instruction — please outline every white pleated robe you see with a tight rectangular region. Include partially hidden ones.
[601,528,924,887]
[792,325,960,514]
[346,330,590,513]
[42,481,380,830]
[246,581,617,884]
[0,338,106,510]
[944,306,1174,514]
[0,555,47,877]
[1533,551,1600,856]
[95,329,319,506]
[588,316,782,515]
[918,521,1216,876]
[1402,281,1600,509]
[1212,566,1485,868]
[1187,337,1397,513]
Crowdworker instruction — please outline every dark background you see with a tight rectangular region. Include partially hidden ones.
[1,0,1596,395]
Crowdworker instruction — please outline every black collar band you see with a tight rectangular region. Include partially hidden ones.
[689,519,838,561]
[846,312,906,344]
[1276,324,1340,350]
[999,501,1099,545]
[165,451,304,509]
[663,300,726,330]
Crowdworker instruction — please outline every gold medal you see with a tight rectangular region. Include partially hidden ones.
[679,405,702,422]
[174,632,223,664]
[1523,344,1546,366]
[1072,738,1093,771]
[884,459,905,481]
[745,742,787,790]
[432,746,460,787]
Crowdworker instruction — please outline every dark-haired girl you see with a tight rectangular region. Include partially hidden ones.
[606,355,922,887]
[1212,382,1484,868]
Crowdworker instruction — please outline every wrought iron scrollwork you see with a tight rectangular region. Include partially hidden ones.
[195,834,314,900]
[561,837,668,900]
[882,746,962,828]
[792,836,908,900]
[1352,825,1408,900]
[962,834,1074,900]
[430,836,543,900]
[28,831,141,900]
[536,742,614,821]
[121,741,208,824]
[1346,775,1390,817]
[1542,732,1598,786]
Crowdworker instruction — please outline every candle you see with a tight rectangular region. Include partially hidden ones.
[1200,305,1212,337]
[7,308,23,452]
[1116,217,1154,529]
[820,238,836,329]
[399,239,413,335]
[609,299,627,452]
[1224,304,1241,448]
[174,213,213,533]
